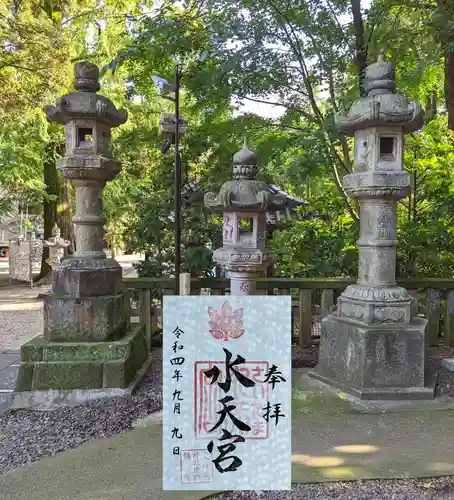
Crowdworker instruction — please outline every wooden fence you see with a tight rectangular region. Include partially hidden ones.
[122,277,454,350]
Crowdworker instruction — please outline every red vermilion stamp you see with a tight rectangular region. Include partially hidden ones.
[208,301,245,341]
[194,361,269,440]
[180,449,213,484]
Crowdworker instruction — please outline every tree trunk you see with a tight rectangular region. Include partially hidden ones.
[351,0,367,96]
[57,174,76,254]
[445,50,454,130]
[436,0,454,129]
[36,145,59,281]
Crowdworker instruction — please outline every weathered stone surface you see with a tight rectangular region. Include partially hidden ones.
[14,61,147,405]
[45,62,126,263]
[205,140,288,295]
[335,55,423,135]
[32,362,103,391]
[43,224,70,272]
[314,315,427,393]
[103,330,148,387]
[205,139,286,212]
[16,325,147,392]
[44,294,126,342]
[125,327,149,380]
[41,335,136,362]
[314,54,429,400]
[15,363,35,392]
[102,360,127,387]
[52,261,122,298]
[20,336,47,362]
[45,62,127,127]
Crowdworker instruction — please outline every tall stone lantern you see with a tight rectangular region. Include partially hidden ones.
[14,62,149,406]
[311,55,433,400]
[205,140,285,295]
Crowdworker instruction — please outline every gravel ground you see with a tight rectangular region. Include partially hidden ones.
[0,346,316,475]
[0,306,43,350]
[203,477,454,499]
[292,345,318,368]
[3,336,454,500]
[0,348,163,475]
[0,280,44,351]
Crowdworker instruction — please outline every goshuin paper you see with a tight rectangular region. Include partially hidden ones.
[163,296,292,491]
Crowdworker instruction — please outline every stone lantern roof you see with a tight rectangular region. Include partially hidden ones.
[204,140,288,212]
[44,61,128,127]
[335,54,423,136]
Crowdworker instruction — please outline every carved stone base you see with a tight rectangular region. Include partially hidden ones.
[310,314,432,400]
[337,287,412,325]
[341,284,411,303]
[52,258,122,297]
[44,293,127,342]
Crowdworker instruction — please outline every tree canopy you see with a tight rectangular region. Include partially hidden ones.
[1,0,454,279]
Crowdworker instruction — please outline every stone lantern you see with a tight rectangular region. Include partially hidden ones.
[43,224,70,271]
[311,55,432,399]
[205,140,286,295]
[14,62,149,405]
[159,113,188,138]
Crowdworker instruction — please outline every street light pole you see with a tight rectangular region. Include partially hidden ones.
[174,65,181,295]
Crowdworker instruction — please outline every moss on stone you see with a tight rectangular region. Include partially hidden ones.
[15,364,35,391]
[20,337,47,362]
[16,325,148,391]
[32,362,103,390]
[124,328,148,385]
[102,360,127,388]
[43,343,128,362]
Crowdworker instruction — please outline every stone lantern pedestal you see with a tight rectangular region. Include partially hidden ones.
[205,140,287,295]
[310,55,433,400]
[14,62,149,408]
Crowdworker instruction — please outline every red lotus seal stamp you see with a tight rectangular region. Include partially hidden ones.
[208,301,244,340]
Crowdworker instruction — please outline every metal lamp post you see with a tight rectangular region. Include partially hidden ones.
[153,67,187,295]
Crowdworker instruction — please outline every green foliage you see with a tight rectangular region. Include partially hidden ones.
[397,117,454,277]
[3,0,454,282]
[183,247,214,276]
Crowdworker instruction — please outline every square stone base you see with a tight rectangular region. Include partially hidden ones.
[52,259,123,297]
[15,324,148,393]
[44,294,127,342]
[310,314,433,400]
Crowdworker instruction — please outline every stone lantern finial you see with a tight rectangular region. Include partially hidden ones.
[233,137,258,179]
[74,61,100,93]
[364,52,396,96]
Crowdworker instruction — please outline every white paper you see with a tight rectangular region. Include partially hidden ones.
[163,296,292,491]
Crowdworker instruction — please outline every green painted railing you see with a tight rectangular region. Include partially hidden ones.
[122,277,454,350]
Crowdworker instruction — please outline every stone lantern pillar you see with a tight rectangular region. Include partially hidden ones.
[311,55,433,400]
[14,62,149,406]
[205,140,285,295]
